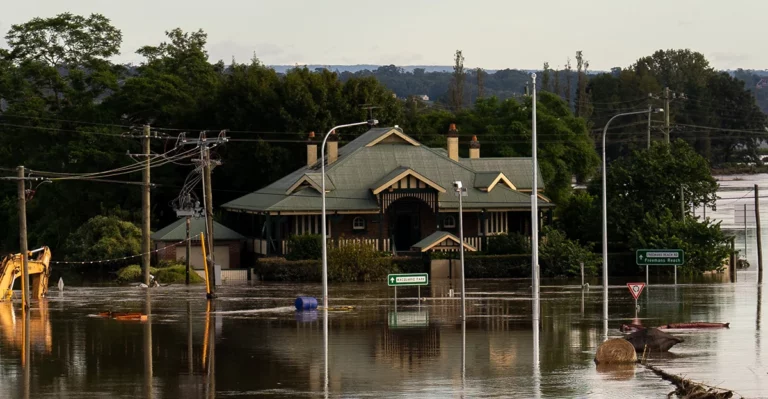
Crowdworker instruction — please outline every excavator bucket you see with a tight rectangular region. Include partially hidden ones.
[0,247,52,301]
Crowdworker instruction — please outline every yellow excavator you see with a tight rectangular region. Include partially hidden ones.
[0,247,52,301]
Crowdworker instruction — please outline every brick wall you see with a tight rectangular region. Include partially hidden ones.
[153,240,243,268]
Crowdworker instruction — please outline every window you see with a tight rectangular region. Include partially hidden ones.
[443,215,456,228]
[352,216,366,230]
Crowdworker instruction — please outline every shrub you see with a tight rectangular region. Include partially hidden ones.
[392,256,427,273]
[487,232,531,255]
[65,215,142,265]
[257,258,321,281]
[154,264,205,284]
[328,242,399,282]
[286,234,322,261]
[539,227,600,277]
[464,255,530,278]
[116,265,158,284]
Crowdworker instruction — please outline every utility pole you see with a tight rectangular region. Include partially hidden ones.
[664,87,670,144]
[756,185,764,284]
[203,145,215,283]
[647,104,652,149]
[17,166,30,311]
[142,124,151,287]
[186,216,191,285]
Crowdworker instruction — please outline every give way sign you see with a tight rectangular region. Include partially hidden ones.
[627,282,645,300]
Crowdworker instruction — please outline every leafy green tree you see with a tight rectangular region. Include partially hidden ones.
[64,215,141,261]
[487,232,531,255]
[539,227,600,277]
[629,211,731,274]
[594,140,717,238]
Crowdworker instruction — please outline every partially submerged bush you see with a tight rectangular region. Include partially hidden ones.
[116,265,158,284]
[286,234,322,261]
[154,264,204,284]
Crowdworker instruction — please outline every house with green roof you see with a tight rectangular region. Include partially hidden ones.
[223,124,553,256]
[151,217,246,269]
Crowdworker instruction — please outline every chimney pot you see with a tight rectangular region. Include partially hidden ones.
[469,135,480,158]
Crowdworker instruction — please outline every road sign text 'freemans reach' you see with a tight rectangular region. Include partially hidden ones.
[636,249,684,265]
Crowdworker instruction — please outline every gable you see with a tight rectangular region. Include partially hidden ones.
[285,173,335,195]
[474,172,516,192]
[371,167,446,195]
[365,128,420,148]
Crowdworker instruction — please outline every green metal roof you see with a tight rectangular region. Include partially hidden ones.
[223,127,551,213]
[151,218,246,241]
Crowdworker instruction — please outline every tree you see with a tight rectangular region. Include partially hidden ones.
[541,62,551,92]
[476,67,485,99]
[64,215,141,261]
[5,13,121,67]
[592,140,718,238]
[565,58,573,110]
[575,51,592,119]
[629,211,731,274]
[539,227,600,277]
[553,68,561,98]
[450,50,465,111]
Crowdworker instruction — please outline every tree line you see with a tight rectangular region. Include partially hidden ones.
[0,13,756,275]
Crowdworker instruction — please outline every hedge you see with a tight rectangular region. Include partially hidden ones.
[464,255,531,278]
[257,258,322,282]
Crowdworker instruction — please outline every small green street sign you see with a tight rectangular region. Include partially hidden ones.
[387,273,429,287]
[388,311,429,328]
[636,249,685,265]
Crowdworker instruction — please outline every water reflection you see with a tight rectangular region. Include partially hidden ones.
[144,290,153,399]
[0,281,766,397]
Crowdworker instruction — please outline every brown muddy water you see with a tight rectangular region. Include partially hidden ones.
[0,273,766,398]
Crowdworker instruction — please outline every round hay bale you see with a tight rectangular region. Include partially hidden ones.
[594,338,637,365]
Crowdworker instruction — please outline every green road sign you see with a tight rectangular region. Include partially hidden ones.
[387,273,429,287]
[388,311,429,328]
[636,249,684,265]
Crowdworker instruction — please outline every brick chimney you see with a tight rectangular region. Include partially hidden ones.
[306,131,317,166]
[328,130,339,165]
[447,123,459,161]
[469,135,480,159]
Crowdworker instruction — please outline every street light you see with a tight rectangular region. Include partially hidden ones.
[601,108,663,328]
[453,181,468,319]
[321,120,378,309]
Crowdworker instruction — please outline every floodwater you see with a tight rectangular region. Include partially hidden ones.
[1,274,766,398]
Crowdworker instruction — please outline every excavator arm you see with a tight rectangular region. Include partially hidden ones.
[0,247,52,301]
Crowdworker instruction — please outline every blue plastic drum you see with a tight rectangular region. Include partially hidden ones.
[295,296,318,311]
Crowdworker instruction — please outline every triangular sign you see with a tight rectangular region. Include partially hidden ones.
[627,282,645,300]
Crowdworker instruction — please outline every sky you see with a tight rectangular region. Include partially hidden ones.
[1,0,766,71]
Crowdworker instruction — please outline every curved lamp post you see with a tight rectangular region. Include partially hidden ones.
[601,109,663,330]
[321,120,378,308]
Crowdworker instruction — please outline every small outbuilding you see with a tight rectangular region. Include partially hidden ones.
[151,218,246,269]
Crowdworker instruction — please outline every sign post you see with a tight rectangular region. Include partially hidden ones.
[627,282,646,317]
[388,273,429,305]
[636,249,684,285]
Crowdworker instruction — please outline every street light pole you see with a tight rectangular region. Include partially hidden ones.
[321,120,378,309]
[602,108,663,326]
[454,181,467,319]
[531,73,540,328]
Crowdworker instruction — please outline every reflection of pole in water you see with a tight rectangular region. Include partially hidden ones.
[323,307,329,399]
[461,319,466,397]
[532,308,541,399]
[144,290,153,399]
[758,285,762,364]
[22,306,30,399]
[204,300,216,399]
[187,301,193,375]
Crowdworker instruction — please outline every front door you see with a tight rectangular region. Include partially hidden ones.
[393,211,420,251]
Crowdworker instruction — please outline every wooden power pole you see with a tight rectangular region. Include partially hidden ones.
[756,184,764,284]
[17,166,30,310]
[186,216,191,285]
[142,125,151,286]
[202,145,216,290]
